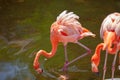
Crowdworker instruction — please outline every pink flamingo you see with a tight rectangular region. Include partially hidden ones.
[33,10,95,73]
[91,12,120,80]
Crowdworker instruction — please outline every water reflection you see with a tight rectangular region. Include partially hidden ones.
[59,65,88,72]
[8,39,33,55]
[0,60,35,80]
[39,58,90,80]
[41,67,69,80]
[105,78,120,80]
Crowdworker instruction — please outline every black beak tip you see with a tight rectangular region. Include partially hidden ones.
[36,69,43,74]
[94,72,100,76]
[41,69,43,73]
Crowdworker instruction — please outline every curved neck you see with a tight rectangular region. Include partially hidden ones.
[103,31,118,54]
[33,37,58,71]
[108,43,117,54]
[47,38,58,58]
[36,38,58,59]
[103,31,116,50]
[91,43,104,66]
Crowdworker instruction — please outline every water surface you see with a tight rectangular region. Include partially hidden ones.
[0,0,120,80]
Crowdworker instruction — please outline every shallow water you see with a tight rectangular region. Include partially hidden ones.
[0,60,35,80]
[105,78,120,80]
[0,0,120,80]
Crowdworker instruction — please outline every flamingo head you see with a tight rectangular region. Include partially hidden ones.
[91,54,100,76]
[33,61,43,74]
[91,62,99,72]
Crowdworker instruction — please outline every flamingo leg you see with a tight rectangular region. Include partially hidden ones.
[64,45,69,63]
[65,42,91,67]
[111,51,118,80]
[63,44,69,71]
[103,51,108,80]
[118,52,120,70]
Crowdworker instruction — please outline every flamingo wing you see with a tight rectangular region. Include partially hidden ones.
[51,10,84,37]
[115,19,120,36]
[100,12,120,39]
[51,10,95,44]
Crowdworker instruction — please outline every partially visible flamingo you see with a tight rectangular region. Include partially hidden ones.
[33,10,95,73]
[91,12,120,80]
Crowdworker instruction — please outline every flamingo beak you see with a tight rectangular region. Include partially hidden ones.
[35,68,43,74]
[91,62,99,76]
[33,61,43,74]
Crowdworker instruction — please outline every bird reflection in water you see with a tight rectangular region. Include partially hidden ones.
[58,75,68,80]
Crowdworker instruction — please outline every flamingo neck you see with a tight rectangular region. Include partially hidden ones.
[91,43,104,66]
[108,44,117,54]
[36,38,58,60]
[33,38,58,71]
[91,43,104,73]
[103,31,117,54]
[47,38,58,58]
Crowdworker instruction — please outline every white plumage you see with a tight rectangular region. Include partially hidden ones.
[56,10,80,26]
[100,12,120,39]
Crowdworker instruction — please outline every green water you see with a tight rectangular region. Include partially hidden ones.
[0,0,120,80]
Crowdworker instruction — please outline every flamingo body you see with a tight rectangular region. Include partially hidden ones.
[33,10,95,73]
[91,12,120,80]
[51,11,94,45]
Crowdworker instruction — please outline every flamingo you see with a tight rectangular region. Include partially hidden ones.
[91,12,120,80]
[33,10,95,73]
